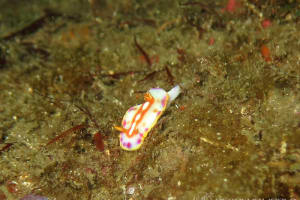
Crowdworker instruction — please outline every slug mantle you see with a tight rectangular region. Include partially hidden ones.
[115,85,181,151]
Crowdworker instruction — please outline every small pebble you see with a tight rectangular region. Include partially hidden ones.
[127,186,135,195]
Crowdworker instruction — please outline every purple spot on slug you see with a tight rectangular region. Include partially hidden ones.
[139,133,143,137]
[161,96,167,107]
[127,142,132,148]
[144,128,149,132]
[137,138,141,144]
[128,107,135,112]
[122,120,126,127]
[156,111,161,116]
[120,136,123,142]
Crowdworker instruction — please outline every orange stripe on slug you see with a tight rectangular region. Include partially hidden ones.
[115,93,155,139]
[125,94,154,137]
[114,126,126,132]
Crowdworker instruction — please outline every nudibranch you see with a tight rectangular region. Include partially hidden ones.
[115,85,181,151]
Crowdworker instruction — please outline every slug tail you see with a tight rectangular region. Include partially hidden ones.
[167,85,181,106]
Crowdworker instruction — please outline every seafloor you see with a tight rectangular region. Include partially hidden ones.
[0,0,300,199]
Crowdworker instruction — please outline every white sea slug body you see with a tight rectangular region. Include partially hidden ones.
[115,85,181,151]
